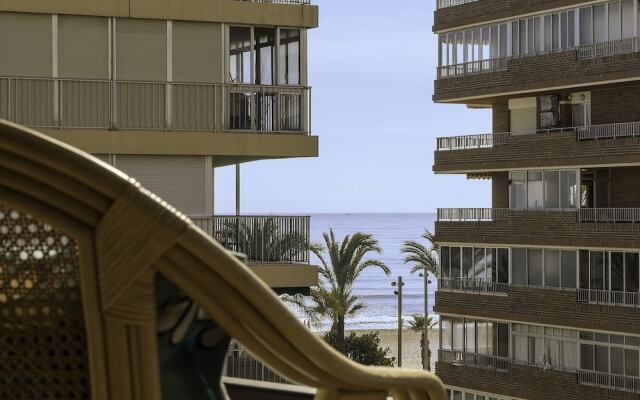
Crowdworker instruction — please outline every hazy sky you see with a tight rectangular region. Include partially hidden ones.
[215,0,492,214]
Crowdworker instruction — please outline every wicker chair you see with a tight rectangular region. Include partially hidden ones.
[0,119,446,400]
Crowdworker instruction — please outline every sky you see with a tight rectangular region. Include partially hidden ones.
[215,0,492,214]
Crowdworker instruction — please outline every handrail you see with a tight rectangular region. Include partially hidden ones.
[436,0,478,9]
[0,76,312,134]
[438,278,508,294]
[577,121,640,140]
[576,37,640,59]
[578,208,640,223]
[437,58,507,79]
[0,119,448,400]
[578,369,640,393]
[191,215,311,264]
[578,288,640,307]
[436,122,640,151]
[226,343,291,384]
[438,349,509,371]
[237,0,311,4]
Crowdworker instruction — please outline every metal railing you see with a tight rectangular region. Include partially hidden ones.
[225,344,291,384]
[227,84,310,133]
[438,349,509,371]
[435,128,576,151]
[577,121,640,140]
[438,278,508,294]
[578,369,640,393]
[578,288,640,307]
[191,215,310,264]
[436,0,478,8]
[577,37,640,59]
[237,0,310,4]
[436,208,508,222]
[0,77,311,134]
[578,208,640,223]
[437,58,508,79]
[436,133,509,151]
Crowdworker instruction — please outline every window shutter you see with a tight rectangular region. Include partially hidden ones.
[172,21,222,83]
[0,12,52,77]
[58,15,109,79]
[116,18,166,81]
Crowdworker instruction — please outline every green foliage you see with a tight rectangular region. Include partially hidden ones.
[217,218,307,262]
[284,229,390,351]
[401,229,440,276]
[407,314,436,371]
[324,331,395,367]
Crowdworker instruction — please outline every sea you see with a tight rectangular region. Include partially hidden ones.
[291,213,438,332]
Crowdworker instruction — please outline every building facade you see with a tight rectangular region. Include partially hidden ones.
[0,0,319,293]
[431,0,640,398]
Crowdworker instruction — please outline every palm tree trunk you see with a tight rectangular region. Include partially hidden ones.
[336,315,346,353]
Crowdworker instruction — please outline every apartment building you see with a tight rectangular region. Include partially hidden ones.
[0,0,319,293]
[431,0,640,398]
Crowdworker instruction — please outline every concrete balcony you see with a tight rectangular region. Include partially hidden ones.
[192,215,318,293]
[0,77,317,163]
[436,360,637,399]
[434,40,640,102]
[435,208,640,249]
[433,122,640,173]
[435,284,640,334]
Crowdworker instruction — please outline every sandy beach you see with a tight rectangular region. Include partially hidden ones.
[347,329,439,371]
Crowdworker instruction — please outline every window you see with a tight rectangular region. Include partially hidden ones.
[561,250,577,288]
[513,323,578,369]
[528,248,543,286]
[544,15,552,51]
[545,249,561,287]
[453,317,464,351]
[474,248,486,280]
[579,7,593,45]
[552,13,560,50]
[621,0,635,38]
[511,170,576,209]
[544,170,560,208]
[254,27,275,85]
[609,1,622,40]
[511,21,519,56]
[441,317,452,350]
[509,171,526,209]
[463,247,473,279]
[512,248,527,285]
[590,251,607,290]
[593,4,607,43]
[279,29,300,85]
[497,248,509,284]
[611,252,624,292]
[451,247,461,279]
[625,253,639,293]
[229,27,251,83]
[441,246,450,278]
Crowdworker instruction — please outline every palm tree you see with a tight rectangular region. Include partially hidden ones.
[408,314,437,370]
[401,229,439,371]
[287,229,390,352]
[401,230,439,276]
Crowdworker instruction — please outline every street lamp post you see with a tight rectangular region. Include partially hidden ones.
[392,276,404,367]
[419,271,432,371]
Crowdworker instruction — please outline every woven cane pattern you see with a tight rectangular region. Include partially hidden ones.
[0,206,90,399]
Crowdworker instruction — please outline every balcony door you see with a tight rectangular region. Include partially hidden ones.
[509,97,537,135]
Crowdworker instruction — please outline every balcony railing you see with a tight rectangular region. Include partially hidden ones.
[438,208,640,223]
[436,58,508,79]
[225,343,291,385]
[191,215,310,264]
[438,349,509,371]
[237,0,310,4]
[576,37,640,59]
[577,121,640,140]
[578,369,640,393]
[436,133,509,151]
[438,278,508,294]
[0,77,311,134]
[436,0,478,9]
[437,208,511,221]
[578,288,640,307]
[578,208,640,223]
